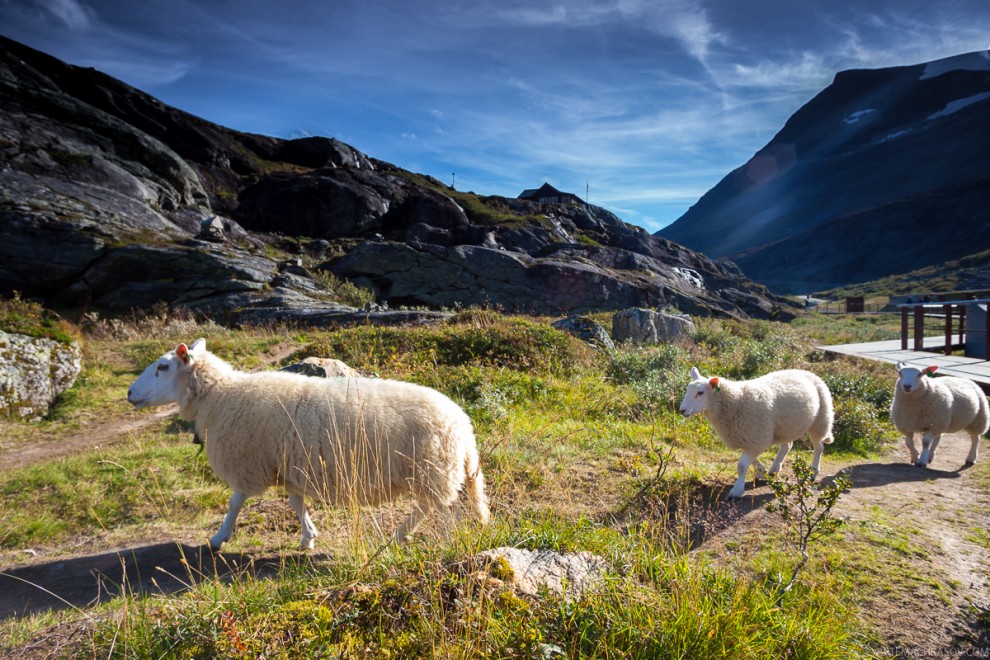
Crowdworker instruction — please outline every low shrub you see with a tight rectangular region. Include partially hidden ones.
[306,314,591,378]
[0,292,78,344]
[831,398,895,455]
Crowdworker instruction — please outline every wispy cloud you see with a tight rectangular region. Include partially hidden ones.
[4,0,989,232]
[39,0,93,31]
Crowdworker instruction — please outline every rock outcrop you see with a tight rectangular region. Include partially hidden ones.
[0,331,82,420]
[0,36,793,323]
[612,308,695,345]
[464,547,610,599]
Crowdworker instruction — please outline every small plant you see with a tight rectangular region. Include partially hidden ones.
[765,456,850,603]
[311,270,376,308]
[0,292,78,344]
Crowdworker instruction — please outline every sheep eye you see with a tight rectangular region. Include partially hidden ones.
[695,391,704,397]
[156,364,170,375]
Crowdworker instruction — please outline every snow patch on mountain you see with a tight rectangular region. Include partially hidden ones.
[920,50,990,80]
[843,109,875,124]
[928,91,990,120]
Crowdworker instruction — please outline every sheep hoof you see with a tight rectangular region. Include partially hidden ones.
[965,460,975,467]
[301,538,316,550]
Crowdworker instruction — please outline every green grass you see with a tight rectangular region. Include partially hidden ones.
[0,293,79,344]
[0,306,948,657]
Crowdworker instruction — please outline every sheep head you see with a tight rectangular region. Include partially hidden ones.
[895,361,937,395]
[679,366,720,417]
[128,338,207,409]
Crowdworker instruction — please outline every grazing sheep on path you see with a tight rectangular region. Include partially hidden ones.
[678,367,834,499]
[890,362,989,468]
[127,339,490,550]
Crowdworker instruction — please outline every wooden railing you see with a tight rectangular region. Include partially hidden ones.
[898,299,990,357]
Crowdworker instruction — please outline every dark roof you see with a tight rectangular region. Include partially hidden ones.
[518,182,579,201]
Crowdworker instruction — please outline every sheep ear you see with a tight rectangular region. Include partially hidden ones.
[925,366,938,377]
[190,338,207,355]
[175,343,191,365]
[709,377,720,391]
[896,361,906,371]
[690,367,702,380]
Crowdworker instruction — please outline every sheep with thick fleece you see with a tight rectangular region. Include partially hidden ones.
[127,339,490,550]
[890,362,989,468]
[678,367,834,499]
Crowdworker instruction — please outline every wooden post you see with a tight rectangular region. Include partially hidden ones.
[959,305,966,345]
[901,307,909,350]
[944,304,952,355]
[913,306,924,351]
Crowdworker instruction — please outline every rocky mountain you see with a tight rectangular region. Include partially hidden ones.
[658,51,990,294]
[0,36,791,325]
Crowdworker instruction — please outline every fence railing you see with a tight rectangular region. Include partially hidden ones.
[897,300,990,358]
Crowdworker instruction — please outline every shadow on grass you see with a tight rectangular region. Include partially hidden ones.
[0,542,325,619]
[821,460,964,491]
[611,477,778,550]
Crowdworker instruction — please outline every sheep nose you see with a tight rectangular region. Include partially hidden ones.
[903,384,912,392]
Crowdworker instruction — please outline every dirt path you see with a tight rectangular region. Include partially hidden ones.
[699,431,990,656]
[833,431,990,655]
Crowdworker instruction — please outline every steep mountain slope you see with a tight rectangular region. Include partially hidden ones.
[0,36,791,322]
[658,51,990,293]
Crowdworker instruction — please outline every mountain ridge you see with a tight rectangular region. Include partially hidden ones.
[0,35,792,323]
[658,50,990,293]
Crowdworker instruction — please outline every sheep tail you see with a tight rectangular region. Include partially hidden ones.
[463,448,491,526]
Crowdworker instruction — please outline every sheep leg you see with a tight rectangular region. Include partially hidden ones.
[965,432,980,466]
[768,442,793,475]
[918,432,939,467]
[210,491,248,550]
[288,493,319,550]
[728,451,757,500]
[927,433,943,464]
[809,439,825,480]
[903,433,920,465]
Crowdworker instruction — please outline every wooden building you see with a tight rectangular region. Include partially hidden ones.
[518,182,582,205]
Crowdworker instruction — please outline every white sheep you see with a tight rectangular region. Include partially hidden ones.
[127,339,490,550]
[890,362,989,468]
[678,367,834,499]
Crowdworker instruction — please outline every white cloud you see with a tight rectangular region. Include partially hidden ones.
[40,0,93,31]
[728,52,832,91]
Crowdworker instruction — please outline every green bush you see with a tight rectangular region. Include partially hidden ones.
[607,343,690,413]
[306,312,590,379]
[831,398,895,455]
[822,372,893,411]
[0,293,78,344]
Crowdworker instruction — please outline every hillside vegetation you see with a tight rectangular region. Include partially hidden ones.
[2,305,987,657]
[817,249,990,300]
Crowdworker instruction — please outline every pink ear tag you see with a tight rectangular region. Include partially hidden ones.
[709,377,720,392]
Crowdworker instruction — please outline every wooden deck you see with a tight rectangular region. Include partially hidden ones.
[817,335,990,386]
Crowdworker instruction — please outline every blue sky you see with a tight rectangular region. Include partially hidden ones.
[2,0,988,231]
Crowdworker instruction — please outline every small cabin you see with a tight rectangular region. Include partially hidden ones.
[518,182,582,205]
